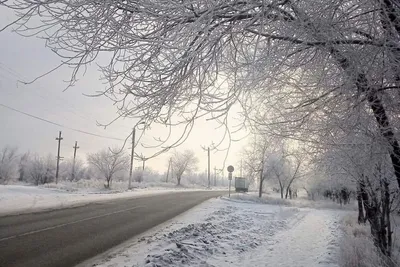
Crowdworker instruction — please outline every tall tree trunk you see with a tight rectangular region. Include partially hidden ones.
[19,168,24,182]
[277,176,284,199]
[380,179,388,255]
[363,180,381,252]
[357,183,365,224]
[365,86,400,190]
[384,178,392,257]
[259,169,264,198]
[369,207,382,252]
[360,179,369,223]
[285,187,292,199]
[330,47,400,190]
[362,176,388,255]
[346,4,400,247]
[284,160,300,200]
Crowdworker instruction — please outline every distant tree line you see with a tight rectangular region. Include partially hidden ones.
[0,146,205,188]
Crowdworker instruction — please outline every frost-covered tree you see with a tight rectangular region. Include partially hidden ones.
[27,154,56,185]
[60,158,87,182]
[264,148,302,199]
[18,151,30,182]
[6,0,400,258]
[316,121,398,256]
[5,1,400,182]
[241,135,271,197]
[0,146,18,184]
[241,135,296,197]
[171,150,198,186]
[87,148,129,188]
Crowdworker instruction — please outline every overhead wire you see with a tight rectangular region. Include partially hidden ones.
[0,62,154,145]
[0,73,76,124]
[0,102,125,141]
[0,62,133,132]
[0,63,101,123]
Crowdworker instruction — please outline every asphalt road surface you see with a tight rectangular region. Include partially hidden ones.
[0,190,226,267]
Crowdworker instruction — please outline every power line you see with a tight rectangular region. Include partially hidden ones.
[0,102,125,141]
[0,62,133,132]
[0,77,73,123]
[0,65,99,124]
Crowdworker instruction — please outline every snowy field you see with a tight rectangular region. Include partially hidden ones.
[0,183,216,216]
[85,194,350,267]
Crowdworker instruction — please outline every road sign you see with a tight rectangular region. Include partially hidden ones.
[227,165,234,198]
[227,165,234,173]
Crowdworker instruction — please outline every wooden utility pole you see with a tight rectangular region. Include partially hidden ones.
[128,128,136,189]
[240,159,243,177]
[259,159,264,198]
[207,147,211,188]
[165,158,171,182]
[170,159,173,183]
[214,166,217,186]
[55,131,63,184]
[72,141,79,181]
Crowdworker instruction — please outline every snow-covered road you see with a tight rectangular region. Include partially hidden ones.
[88,195,348,267]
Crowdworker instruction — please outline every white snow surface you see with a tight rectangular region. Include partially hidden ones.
[87,195,348,267]
[0,183,211,216]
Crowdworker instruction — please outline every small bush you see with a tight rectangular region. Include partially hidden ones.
[339,215,388,267]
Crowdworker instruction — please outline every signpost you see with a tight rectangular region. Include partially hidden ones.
[227,165,234,198]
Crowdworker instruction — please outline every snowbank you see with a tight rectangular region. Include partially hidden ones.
[230,192,358,211]
[0,183,216,216]
[86,196,348,267]
[40,180,217,192]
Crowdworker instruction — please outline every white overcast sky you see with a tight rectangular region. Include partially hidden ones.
[0,8,248,175]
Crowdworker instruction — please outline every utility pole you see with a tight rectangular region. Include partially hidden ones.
[138,153,146,171]
[240,159,243,177]
[214,166,217,186]
[72,141,79,181]
[55,131,63,184]
[170,159,173,183]
[207,147,211,188]
[165,158,171,183]
[128,128,136,189]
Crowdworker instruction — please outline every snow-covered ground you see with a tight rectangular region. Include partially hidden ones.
[0,183,215,216]
[86,194,350,267]
[230,192,358,211]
